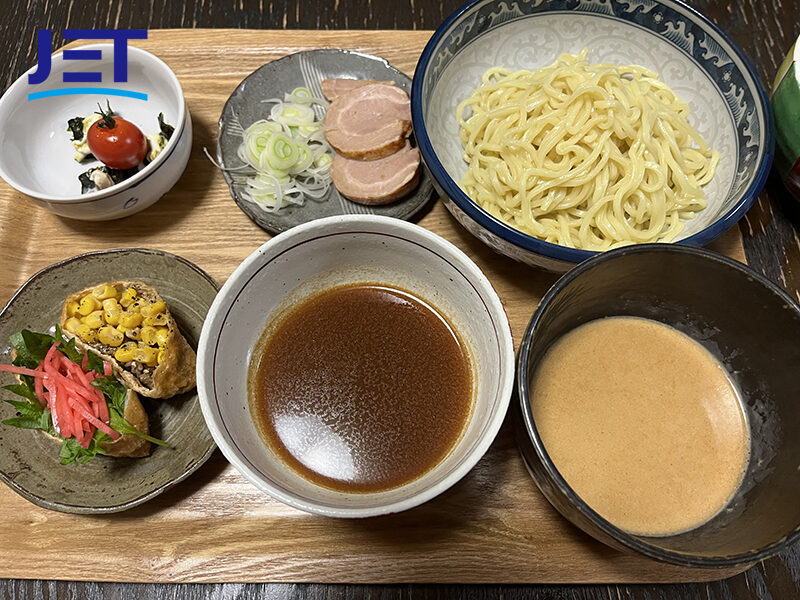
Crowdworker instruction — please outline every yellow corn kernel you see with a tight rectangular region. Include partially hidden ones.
[157,349,166,365]
[114,342,138,363]
[133,345,158,367]
[140,325,159,346]
[102,297,120,310]
[77,294,99,316]
[118,311,143,329]
[143,313,168,327]
[64,317,82,334]
[155,327,169,347]
[82,310,104,329]
[97,325,124,347]
[66,301,80,318]
[76,324,97,343]
[124,327,142,341]
[92,284,118,300]
[119,288,138,308]
[102,298,122,326]
[129,299,145,313]
[140,301,166,318]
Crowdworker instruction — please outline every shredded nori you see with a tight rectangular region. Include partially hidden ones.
[78,169,95,194]
[106,166,139,183]
[78,166,139,194]
[67,116,85,141]
[157,113,174,140]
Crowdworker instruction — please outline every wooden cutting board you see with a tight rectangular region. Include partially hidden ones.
[0,29,746,584]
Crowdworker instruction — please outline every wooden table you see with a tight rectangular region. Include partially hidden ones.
[1,0,799,598]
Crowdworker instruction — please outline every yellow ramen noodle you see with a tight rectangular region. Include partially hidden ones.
[457,50,719,250]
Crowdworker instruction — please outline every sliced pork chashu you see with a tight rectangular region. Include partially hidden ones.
[331,144,421,205]
[323,83,412,160]
[321,78,395,101]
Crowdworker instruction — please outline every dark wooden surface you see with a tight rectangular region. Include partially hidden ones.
[1,0,799,598]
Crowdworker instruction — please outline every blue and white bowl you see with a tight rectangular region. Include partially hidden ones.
[412,0,774,271]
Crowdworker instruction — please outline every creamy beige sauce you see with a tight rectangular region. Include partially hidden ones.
[531,316,750,537]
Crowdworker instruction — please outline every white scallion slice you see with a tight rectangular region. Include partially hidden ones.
[234,97,333,212]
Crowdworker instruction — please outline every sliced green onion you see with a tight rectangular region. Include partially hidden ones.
[235,97,333,213]
[296,124,320,138]
[314,153,332,168]
[261,133,296,171]
[288,87,312,103]
[271,103,315,126]
[284,87,326,105]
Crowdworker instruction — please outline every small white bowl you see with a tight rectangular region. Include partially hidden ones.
[0,43,191,220]
[197,215,515,517]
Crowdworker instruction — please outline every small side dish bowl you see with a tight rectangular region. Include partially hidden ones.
[0,43,191,221]
[412,0,774,271]
[197,214,515,517]
[517,244,800,566]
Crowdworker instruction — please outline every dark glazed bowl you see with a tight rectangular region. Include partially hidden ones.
[516,244,800,567]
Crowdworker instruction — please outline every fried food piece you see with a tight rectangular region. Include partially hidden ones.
[101,388,151,457]
[61,281,195,399]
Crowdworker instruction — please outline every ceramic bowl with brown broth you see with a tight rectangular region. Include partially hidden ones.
[197,215,514,517]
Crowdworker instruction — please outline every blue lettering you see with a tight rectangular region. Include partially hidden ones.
[28,29,52,85]
[63,29,147,82]
[62,48,103,83]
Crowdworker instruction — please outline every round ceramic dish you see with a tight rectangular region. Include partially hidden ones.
[412,0,774,271]
[217,49,434,234]
[197,215,514,517]
[517,244,800,567]
[0,248,218,513]
[0,44,191,221]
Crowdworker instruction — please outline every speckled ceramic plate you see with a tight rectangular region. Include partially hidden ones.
[0,248,218,513]
[217,49,434,234]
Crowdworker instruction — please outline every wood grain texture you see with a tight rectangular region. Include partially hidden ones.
[0,0,798,598]
[0,29,745,586]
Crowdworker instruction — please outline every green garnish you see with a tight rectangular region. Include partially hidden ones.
[91,376,167,447]
[94,100,117,129]
[1,327,166,465]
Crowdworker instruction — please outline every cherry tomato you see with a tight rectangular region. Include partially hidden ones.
[87,105,147,170]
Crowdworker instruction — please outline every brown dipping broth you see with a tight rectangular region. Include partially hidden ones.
[248,283,474,493]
